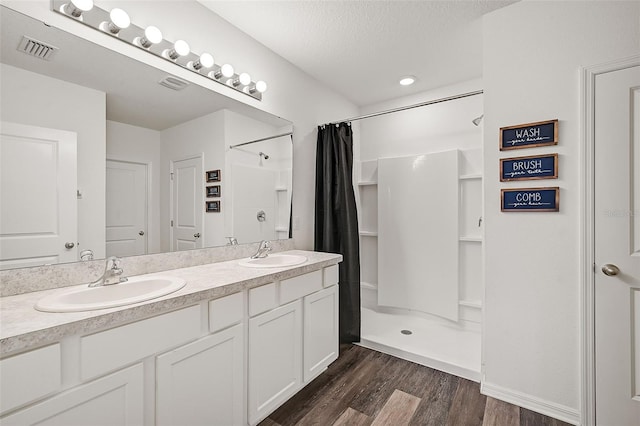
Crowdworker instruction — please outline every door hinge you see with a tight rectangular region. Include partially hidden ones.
[170,172,174,181]
[171,220,174,227]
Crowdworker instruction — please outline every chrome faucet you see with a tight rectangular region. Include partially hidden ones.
[251,240,272,259]
[226,236,238,245]
[89,256,128,287]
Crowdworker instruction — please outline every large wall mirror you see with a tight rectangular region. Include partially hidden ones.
[0,6,293,271]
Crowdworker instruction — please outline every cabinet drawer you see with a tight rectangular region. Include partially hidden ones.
[0,344,61,414]
[323,265,339,287]
[280,270,323,305]
[209,292,243,333]
[80,306,200,380]
[249,283,277,317]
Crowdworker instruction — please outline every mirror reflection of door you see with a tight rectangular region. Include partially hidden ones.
[171,155,203,251]
[0,122,77,269]
[105,159,148,257]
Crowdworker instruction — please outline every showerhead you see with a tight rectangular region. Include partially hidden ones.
[472,114,484,126]
[259,152,269,160]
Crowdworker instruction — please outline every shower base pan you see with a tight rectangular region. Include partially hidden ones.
[358,307,481,382]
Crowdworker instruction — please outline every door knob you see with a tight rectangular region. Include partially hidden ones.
[194,233,201,239]
[139,231,145,236]
[601,264,620,276]
[64,242,75,249]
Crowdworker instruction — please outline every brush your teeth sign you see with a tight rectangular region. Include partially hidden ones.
[500,153,558,181]
[500,119,558,150]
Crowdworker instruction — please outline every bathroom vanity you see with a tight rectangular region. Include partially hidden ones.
[0,250,341,426]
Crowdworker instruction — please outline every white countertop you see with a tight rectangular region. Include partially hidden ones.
[0,250,341,357]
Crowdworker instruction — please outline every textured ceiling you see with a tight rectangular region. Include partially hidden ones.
[198,0,516,106]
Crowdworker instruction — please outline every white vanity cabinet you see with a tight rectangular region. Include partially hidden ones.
[247,265,339,425]
[0,260,341,426]
[156,324,244,426]
[248,300,303,425]
[156,292,245,426]
[1,364,144,426]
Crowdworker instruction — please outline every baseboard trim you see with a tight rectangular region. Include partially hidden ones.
[481,382,580,425]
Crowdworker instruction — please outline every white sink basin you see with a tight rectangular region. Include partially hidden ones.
[238,254,307,268]
[35,276,186,313]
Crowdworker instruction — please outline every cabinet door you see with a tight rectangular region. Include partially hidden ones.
[1,364,143,426]
[303,285,339,383]
[156,324,244,426]
[248,300,302,425]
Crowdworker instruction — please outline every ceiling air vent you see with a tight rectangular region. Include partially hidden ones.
[158,75,189,91]
[17,36,58,61]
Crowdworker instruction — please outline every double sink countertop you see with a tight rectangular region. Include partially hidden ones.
[0,250,342,358]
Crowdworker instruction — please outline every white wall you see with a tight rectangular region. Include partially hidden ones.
[1,0,359,251]
[482,1,640,423]
[106,120,162,254]
[160,111,225,250]
[0,63,106,259]
[359,79,483,170]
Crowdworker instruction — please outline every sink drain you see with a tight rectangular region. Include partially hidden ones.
[400,329,413,335]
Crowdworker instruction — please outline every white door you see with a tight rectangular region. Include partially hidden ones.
[171,155,203,251]
[156,324,244,426]
[105,160,147,257]
[1,364,143,425]
[303,285,338,383]
[248,300,302,425]
[594,64,640,425]
[0,122,77,269]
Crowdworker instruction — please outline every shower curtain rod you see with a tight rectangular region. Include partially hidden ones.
[322,89,483,126]
[229,131,293,149]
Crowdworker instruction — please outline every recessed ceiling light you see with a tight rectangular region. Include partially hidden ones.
[399,76,416,86]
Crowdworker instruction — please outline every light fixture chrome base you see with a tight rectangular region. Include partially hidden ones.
[51,0,263,101]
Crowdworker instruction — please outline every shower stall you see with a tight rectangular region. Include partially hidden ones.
[355,84,484,381]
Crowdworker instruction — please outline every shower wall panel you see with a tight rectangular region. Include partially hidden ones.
[377,150,459,321]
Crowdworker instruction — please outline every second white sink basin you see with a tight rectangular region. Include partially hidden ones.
[35,275,186,313]
[238,254,307,268]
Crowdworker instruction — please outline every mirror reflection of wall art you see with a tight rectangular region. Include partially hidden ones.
[206,200,221,213]
[206,169,221,182]
[206,185,221,198]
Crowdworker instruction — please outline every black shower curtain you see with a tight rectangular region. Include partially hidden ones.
[314,123,361,343]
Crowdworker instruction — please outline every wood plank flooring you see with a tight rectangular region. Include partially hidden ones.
[260,344,571,426]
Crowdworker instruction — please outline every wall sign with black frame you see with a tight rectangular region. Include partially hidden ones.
[206,169,221,182]
[206,200,220,213]
[206,185,221,197]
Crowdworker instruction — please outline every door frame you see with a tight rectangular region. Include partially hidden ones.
[169,153,204,252]
[580,54,640,426]
[105,156,152,255]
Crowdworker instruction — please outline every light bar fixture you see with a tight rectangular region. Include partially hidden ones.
[52,0,266,100]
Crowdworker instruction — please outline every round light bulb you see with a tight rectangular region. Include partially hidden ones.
[174,40,190,57]
[255,81,268,93]
[71,0,93,11]
[199,53,214,69]
[221,64,234,78]
[64,0,93,17]
[109,8,130,29]
[144,26,163,44]
[238,73,251,86]
[399,76,416,86]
